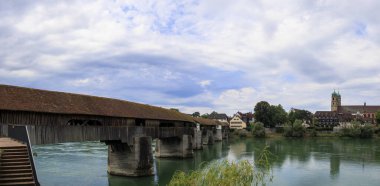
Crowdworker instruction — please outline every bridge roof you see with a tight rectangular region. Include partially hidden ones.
[0,84,194,123]
[193,117,226,126]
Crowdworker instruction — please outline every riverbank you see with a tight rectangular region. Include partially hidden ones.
[230,128,380,139]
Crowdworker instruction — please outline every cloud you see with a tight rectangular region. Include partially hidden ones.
[199,80,212,87]
[1,0,380,116]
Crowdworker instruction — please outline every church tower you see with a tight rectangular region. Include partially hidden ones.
[331,90,341,111]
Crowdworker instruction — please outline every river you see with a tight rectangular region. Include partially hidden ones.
[32,138,380,186]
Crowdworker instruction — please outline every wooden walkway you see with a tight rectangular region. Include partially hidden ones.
[0,138,36,186]
[0,138,26,148]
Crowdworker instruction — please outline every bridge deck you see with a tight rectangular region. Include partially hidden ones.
[0,137,26,148]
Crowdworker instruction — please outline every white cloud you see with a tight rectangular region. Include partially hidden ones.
[0,69,39,79]
[68,77,106,88]
[1,0,380,114]
[213,87,257,115]
[198,80,212,87]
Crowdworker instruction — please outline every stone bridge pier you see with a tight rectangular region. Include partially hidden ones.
[222,127,229,139]
[192,127,203,150]
[214,125,223,141]
[202,129,214,145]
[106,136,154,177]
[155,135,193,158]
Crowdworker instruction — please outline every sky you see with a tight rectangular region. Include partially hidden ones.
[1,0,380,116]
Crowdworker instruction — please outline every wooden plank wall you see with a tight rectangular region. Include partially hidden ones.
[26,126,193,145]
[0,110,195,145]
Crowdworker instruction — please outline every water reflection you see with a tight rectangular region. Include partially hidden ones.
[33,138,380,186]
[330,155,340,178]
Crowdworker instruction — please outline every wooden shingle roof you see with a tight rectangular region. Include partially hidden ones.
[0,84,194,122]
[193,117,224,126]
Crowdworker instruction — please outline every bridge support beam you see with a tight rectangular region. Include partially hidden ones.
[155,135,193,158]
[222,128,229,139]
[202,130,214,145]
[214,125,223,141]
[214,129,223,141]
[107,136,153,177]
[193,129,202,150]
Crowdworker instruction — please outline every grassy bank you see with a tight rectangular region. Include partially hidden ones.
[168,146,273,186]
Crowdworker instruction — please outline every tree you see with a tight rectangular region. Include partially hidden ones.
[254,101,271,127]
[201,113,209,118]
[170,108,179,112]
[376,110,380,125]
[270,105,288,127]
[192,112,200,117]
[289,109,313,124]
[254,102,288,128]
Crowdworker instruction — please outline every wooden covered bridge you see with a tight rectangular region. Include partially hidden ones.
[0,84,228,183]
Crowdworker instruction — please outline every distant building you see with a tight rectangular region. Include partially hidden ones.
[236,112,254,125]
[208,112,229,126]
[314,111,353,128]
[315,91,380,128]
[229,114,247,129]
[331,91,380,124]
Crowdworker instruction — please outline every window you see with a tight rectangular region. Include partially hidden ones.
[67,119,102,126]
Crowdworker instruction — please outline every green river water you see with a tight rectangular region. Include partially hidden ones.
[33,138,380,186]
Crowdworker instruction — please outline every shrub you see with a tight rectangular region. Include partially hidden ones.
[339,123,374,138]
[252,122,266,138]
[340,127,352,137]
[168,146,273,186]
[360,124,374,138]
[284,122,293,137]
[373,126,380,135]
[239,131,248,138]
[308,128,317,137]
[246,123,254,132]
[231,129,251,138]
[292,120,306,137]
[275,127,284,133]
[284,120,305,138]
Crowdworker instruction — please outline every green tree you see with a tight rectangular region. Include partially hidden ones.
[201,113,209,118]
[254,101,271,127]
[192,112,200,117]
[376,111,380,125]
[289,109,313,124]
[170,108,179,112]
[270,104,288,127]
[255,102,288,128]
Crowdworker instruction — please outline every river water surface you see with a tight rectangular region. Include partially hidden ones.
[33,138,380,186]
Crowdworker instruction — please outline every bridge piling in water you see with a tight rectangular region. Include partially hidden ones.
[202,129,214,145]
[214,125,223,141]
[222,127,229,139]
[155,135,193,158]
[106,136,154,177]
[192,129,202,150]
